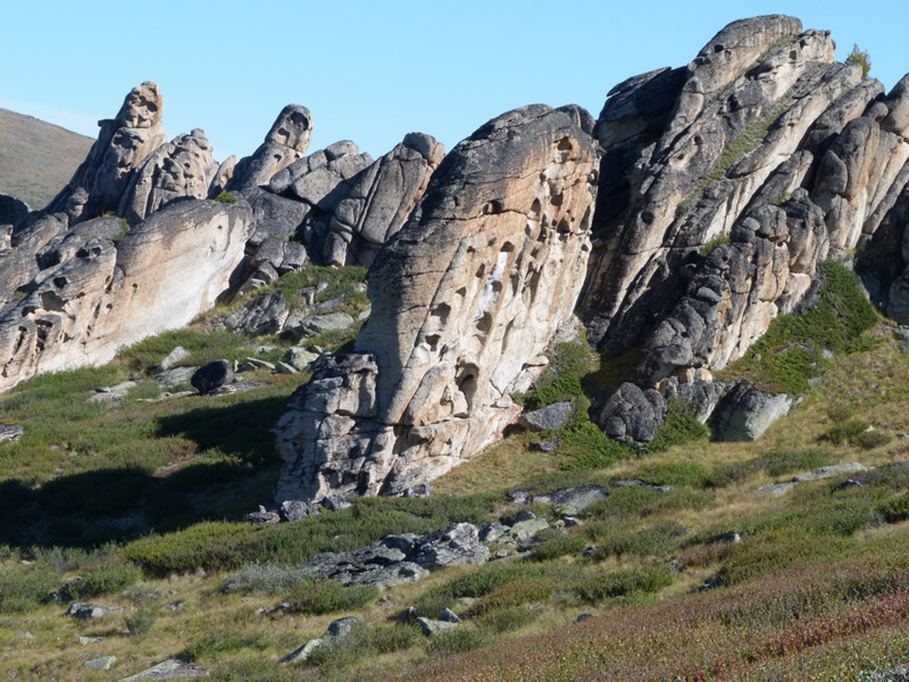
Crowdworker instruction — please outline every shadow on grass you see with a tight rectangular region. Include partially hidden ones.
[0,393,291,550]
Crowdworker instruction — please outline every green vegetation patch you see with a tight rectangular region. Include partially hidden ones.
[285,579,378,615]
[719,261,878,393]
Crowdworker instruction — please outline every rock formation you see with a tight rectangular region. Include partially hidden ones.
[0,200,250,391]
[45,82,167,222]
[227,104,313,192]
[119,129,220,223]
[273,104,598,503]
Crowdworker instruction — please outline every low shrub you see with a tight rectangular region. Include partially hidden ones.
[426,627,491,657]
[474,606,539,633]
[126,606,159,638]
[63,561,142,600]
[821,420,871,446]
[529,531,589,561]
[646,399,711,453]
[221,563,310,595]
[467,576,563,615]
[213,191,237,204]
[285,579,378,615]
[594,521,687,559]
[0,562,57,613]
[179,633,268,662]
[879,493,909,524]
[636,461,710,488]
[574,564,673,603]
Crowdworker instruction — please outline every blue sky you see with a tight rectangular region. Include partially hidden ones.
[1,2,905,163]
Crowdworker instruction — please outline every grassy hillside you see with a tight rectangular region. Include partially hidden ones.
[2,264,909,681]
[0,107,92,209]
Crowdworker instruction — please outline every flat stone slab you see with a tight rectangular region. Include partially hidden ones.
[752,482,797,498]
[793,462,869,482]
[118,659,207,681]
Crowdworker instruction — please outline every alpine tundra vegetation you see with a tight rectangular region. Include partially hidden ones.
[3,13,909,681]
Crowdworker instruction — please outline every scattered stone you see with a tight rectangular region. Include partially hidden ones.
[292,312,355,338]
[159,346,192,370]
[532,439,560,453]
[279,638,324,664]
[0,424,24,443]
[325,616,363,638]
[794,462,869,481]
[88,381,138,402]
[67,603,106,620]
[118,659,207,681]
[412,523,491,569]
[752,482,798,498]
[164,600,186,612]
[16,631,35,641]
[576,613,595,623]
[86,656,117,670]
[479,522,509,543]
[709,532,742,545]
[507,489,533,505]
[416,617,459,636]
[712,381,792,442]
[535,485,609,515]
[191,360,233,395]
[403,482,433,498]
[519,401,574,432]
[154,366,197,390]
[79,636,105,645]
[612,479,674,492]
[283,347,320,372]
[246,506,280,525]
[280,499,320,521]
[275,361,299,375]
[398,606,418,624]
[504,517,551,543]
[226,294,290,337]
[563,517,583,528]
[320,494,352,512]
[439,608,462,623]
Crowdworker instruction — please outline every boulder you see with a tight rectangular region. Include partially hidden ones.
[519,401,574,431]
[225,293,290,336]
[118,659,207,681]
[191,360,233,395]
[599,382,665,442]
[535,485,609,515]
[412,523,491,569]
[0,194,29,227]
[0,424,24,443]
[416,617,459,636]
[712,380,791,441]
[159,346,192,370]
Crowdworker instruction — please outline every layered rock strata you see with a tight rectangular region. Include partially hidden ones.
[273,104,598,503]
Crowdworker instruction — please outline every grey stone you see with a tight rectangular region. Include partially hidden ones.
[284,347,320,371]
[292,312,355,338]
[712,381,792,442]
[612,479,673,492]
[246,506,280,525]
[88,381,138,402]
[229,105,313,192]
[793,462,869,482]
[191,360,233,394]
[0,194,29,227]
[519,401,574,431]
[478,522,508,543]
[752,482,797,498]
[403,482,432,498]
[599,382,666,442]
[154,367,197,390]
[532,439,560,453]
[118,659,208,680]
[416,617,459,636]
[412,523,490,569]
[320,494,353,512]
[575,613,595,623]
[67,603,106,619]
[438,608,462,623]
[325,616,363,638]
[275,361,299,375]
[86,656,117,670]
[159,346,192,370]
[279,639,324,664]
[79,636,105,645]
[280,499,320,521]
[226,294,289,336]
[535,485,608,515]
[504,517,551,542]
[0,424,24,443]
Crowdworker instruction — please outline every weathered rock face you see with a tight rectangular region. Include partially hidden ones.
[0,200,250,391]
[273,104,598,503]
[323,133,445,267]
[45,82,167,221]
[572,15,909,442]
[228,105,313,192]
[579,17,859,354]
[119,129,220,223]
[0,194,29,229]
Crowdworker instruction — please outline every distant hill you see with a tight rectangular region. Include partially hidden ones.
[0,107,93,210]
